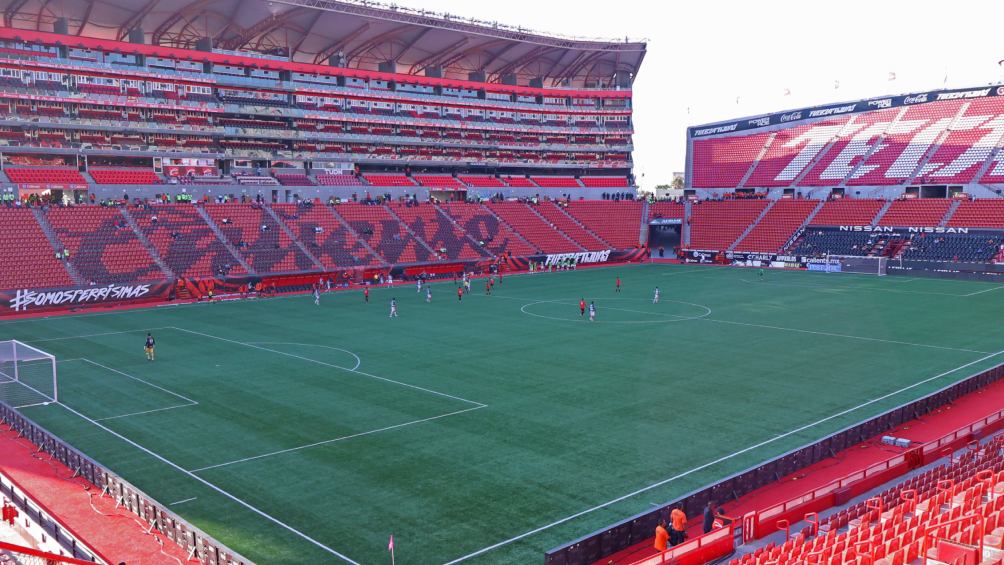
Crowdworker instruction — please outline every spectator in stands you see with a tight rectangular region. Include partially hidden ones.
[670,505,687,546]
[654,519,669,552]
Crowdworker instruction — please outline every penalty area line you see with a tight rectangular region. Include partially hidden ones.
[440,347,1004,564]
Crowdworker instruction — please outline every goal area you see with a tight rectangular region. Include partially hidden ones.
[0,340,57,408]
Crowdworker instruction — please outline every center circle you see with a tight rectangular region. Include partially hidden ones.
[519,298,711,324]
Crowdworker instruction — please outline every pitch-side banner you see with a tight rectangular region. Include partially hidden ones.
[689,85,1004,138]
[0,282,174,314]
[507,248,649,270]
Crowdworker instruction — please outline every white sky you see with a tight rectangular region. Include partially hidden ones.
[388,0,1004,188]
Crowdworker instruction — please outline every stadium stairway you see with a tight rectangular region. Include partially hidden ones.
[551,202,614,248]
[382,204,440,257]
[30,208,85,285]
[522,204,588,251]
[485,201,573,253]
[738,133,776,188]
[119,207,176,279]
[479,203,543,253]
[325,206,391,266]
[871,200,894,225]
[262,204,326,270]
[905,102,973,184]
[534,202,608,250]
[434,203,489,255]
[940,200,962,227]
[728,199,776,252]
[194,206,255,274]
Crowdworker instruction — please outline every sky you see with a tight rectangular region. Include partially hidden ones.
[386,0,1004,189]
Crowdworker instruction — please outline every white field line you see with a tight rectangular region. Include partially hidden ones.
[169,326,486,408]
[248,342,361,371]
[441,347,1004,565]
[95,402,198,422]
[81,358,198,405]
[55,401,362,565]
[963,285,1004,297]
[190,405,487,473]
[701,319,990,355]
[12,401,51,409]
[168,497,197,506]
[25,328,171,343]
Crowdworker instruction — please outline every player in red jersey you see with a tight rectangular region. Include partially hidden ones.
[615,277,621,293]
[457,285,463,301]
[364,287,369,303]
[579,298,586,317]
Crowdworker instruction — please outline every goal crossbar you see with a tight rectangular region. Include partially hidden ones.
[0,340,57,406]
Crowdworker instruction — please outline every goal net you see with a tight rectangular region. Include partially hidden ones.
[0,340,57,408]
[828,255,888,276]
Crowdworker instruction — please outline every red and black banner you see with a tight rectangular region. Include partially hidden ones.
[0,282,174,315]
[505,248,649,270]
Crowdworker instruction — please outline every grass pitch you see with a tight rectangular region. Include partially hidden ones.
[3,264,1004,564]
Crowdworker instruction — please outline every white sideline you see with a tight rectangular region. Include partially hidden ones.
[963,285,1004,297]
[440,347,1004,564]
[81,358,198,405]
[168,327,486,408]
[190,405,487,473]
[26,328,170,343]
[95,402,197,422]
[701,319,990,355]
[168,497,198,506]
[55,401,363,565]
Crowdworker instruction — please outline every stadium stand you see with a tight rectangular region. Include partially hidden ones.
[486,201,578,253]
[131,206,247,278]
[334,203,430,264]
[388,202,486,260]
[948,200,1004,228]
[440,202,538,257]
[362,173,417,187]
[0,208,74,289]
[902,232,1004,262]
[88,168,162,185]
[690,133,773,188]
[458,175,507,188]
[734,199,818,253]
[564,200,644,248]
[271,203,379,268]
[688,200,769,250]
[274,172,315,186]
[877,199,952,227]
[531,176,580,188]
[809,199,886,226]
[502,176,538,188]
[580,176,630,188]
[413,174,467,189]
[316,174,366,187]
[647,201,685,221]
[4,167,86,186]
[45,207,163,283]
[792,229,879,257]
[535,202,611,250]
[204,204,314,273]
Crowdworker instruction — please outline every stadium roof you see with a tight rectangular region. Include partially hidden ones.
[3,0,646,88]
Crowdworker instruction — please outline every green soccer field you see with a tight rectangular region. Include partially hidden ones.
[3,264,1004,564]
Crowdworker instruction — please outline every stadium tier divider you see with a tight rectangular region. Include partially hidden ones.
[0,401,253,565]
[545,361,1004,564]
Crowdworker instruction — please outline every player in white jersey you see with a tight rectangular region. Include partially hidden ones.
[588,301,596,322]
[426,287,432,303]
[314,287,320,306]
[417,279,423,293]
[389,298,398,317]
[653,287,660,304]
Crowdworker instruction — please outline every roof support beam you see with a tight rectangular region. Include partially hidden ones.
[407,37,467,75]
[218,8,311,51]
[311,22,369,65]
[3,0,30,28]
[76,0,96,35]
[116,0,159,41]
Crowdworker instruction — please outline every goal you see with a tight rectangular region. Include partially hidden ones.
[0,340,57,408]
[828,255,888,276]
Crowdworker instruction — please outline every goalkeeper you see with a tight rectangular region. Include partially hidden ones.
[144,333,156,362]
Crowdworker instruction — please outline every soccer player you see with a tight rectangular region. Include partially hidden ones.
[464,278,471,293]
[387,274,394,287]
[144,333,156,362]
[485,280,491,295]
[313,286,320,306]
[579,298,586,317]
[589,301,596,322]
[758,267,765,280]
[615,277,621,293]
[364,287,370,303]
[653,286,660,304]
[417,279,423,293]
[389,298,398,318]
[426,287,432,303]
[457,285,463,302]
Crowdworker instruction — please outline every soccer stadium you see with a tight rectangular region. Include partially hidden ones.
[0,1,1003,565]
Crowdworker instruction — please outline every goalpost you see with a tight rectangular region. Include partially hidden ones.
[826,255,889,276]
[0,340,57,408]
